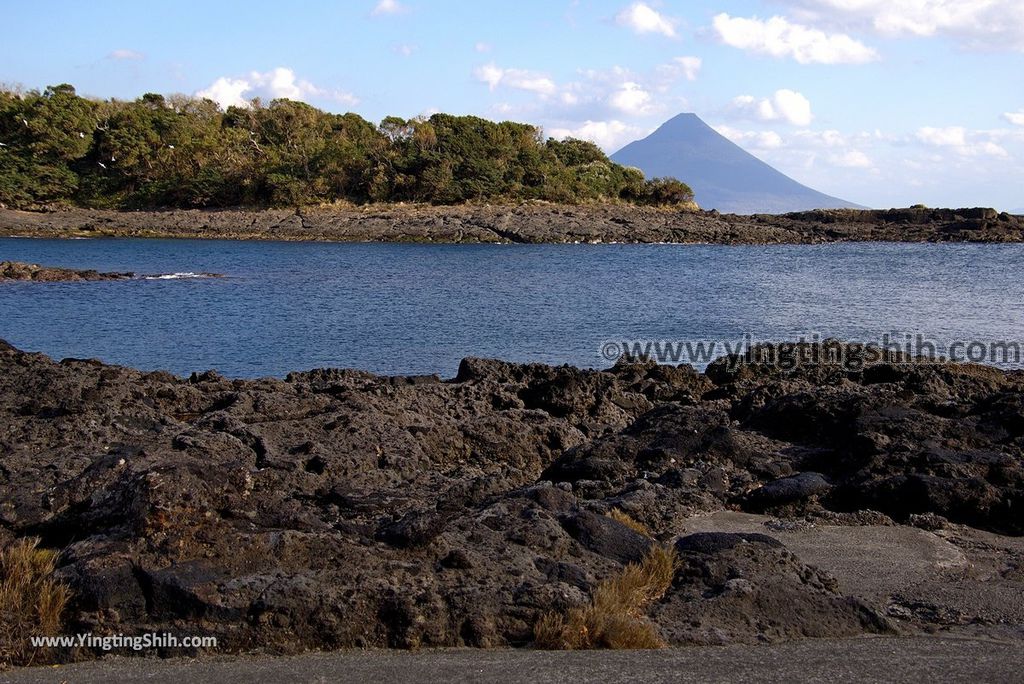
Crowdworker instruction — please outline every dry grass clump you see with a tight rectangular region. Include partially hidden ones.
[533,545,677,650]
[0,538,71,668]
[606,508,651,537]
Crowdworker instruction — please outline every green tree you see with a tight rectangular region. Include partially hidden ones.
[0,83,694,210]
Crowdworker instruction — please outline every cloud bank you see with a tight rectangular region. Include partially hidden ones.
[783,0,1024,51]
[730,89,814,127]
[196,67,358,110]
[712,13,879,64]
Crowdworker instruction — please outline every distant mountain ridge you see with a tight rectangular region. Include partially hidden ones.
[612,113,865,215]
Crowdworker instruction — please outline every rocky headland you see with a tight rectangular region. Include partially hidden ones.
[1,340,1022,661]
[1,204,1022,244]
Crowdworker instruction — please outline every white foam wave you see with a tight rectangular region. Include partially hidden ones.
[143,272,220,280]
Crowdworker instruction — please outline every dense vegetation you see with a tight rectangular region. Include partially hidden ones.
[0,84,693,210]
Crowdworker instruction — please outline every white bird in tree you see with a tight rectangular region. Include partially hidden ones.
[98,161,107,169]
[22,118,28,126]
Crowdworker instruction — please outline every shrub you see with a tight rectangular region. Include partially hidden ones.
[533,545,677,650]
[640,177,694,206]
[0,538,71,668]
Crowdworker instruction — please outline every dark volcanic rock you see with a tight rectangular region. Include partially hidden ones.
[675,532,785,554]
[1,340,1023,658]
[0,260,134,281]
[743,472,832,512]
[2,204,1023,244]
[376,509,447,548]
[559,510,653,564]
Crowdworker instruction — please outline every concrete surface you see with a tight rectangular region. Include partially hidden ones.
[5,636,1023,684]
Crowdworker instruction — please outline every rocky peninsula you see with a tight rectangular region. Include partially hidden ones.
[1,204,1022,244]
[1,340,1022,663]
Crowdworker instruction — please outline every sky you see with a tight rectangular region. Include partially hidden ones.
[2,0,1023,210]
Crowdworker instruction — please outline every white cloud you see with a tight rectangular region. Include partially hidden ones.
[714,125,785,150]
[609,82,655,115]
[473,63,557,96]
[474,64,505,91]
[917,126,966,148]
[783,0,1024,51]
[715,125,882,174]
[393,44,417,57]
[793,128,860,147]
[730,89,813,126]
[829,149,873,168]
[712,13,879,64]
[916,126,1009,157]
[616,2,677,38]
[655,56,702,83]
[196,67,358,110]
[568,58,697,116]
[1005,110,1024,126]
[473,57,702,144]
[196,78,251,110]
[371,0,407,16]
[707,120,1021,208]
[108,49,144,61]
[977,142,1009,157]
[548,120,651,151]
[475,42,492,53]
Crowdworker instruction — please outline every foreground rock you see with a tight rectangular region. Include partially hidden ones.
[1,204,1022,244]
[0,261,134,282]
[0,341,1022,660]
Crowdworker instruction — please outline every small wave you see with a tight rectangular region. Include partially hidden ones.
[143,272,222,280]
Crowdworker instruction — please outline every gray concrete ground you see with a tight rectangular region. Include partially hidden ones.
[681,511,1024,626]
[4,636,1023,684]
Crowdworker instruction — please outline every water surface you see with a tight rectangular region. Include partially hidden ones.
[1,238,1022,377]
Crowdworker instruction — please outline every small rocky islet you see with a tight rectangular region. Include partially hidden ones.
[1,340,1022,657]
[0,261,134,282]
[0,261,224,283]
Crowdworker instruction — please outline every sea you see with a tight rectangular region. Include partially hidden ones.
[2,237,1023,378]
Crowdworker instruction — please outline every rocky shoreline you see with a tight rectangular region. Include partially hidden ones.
[1,340,1022,661]
[1,204,1023,244]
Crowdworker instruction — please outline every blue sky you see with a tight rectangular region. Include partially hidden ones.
[2,0,1023,209]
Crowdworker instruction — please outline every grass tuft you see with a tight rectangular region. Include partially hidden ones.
[606,508,651,537]
[533,545,677,650]
[0,538,71,668]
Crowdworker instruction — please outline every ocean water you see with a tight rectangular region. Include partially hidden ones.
[1,237,1023,378]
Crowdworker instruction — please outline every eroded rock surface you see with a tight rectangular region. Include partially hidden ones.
[1,341,1022,656]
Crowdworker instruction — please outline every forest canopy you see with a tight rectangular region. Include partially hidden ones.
[0,84,693,210]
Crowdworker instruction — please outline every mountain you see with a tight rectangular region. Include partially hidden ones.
[612,113,865,215]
